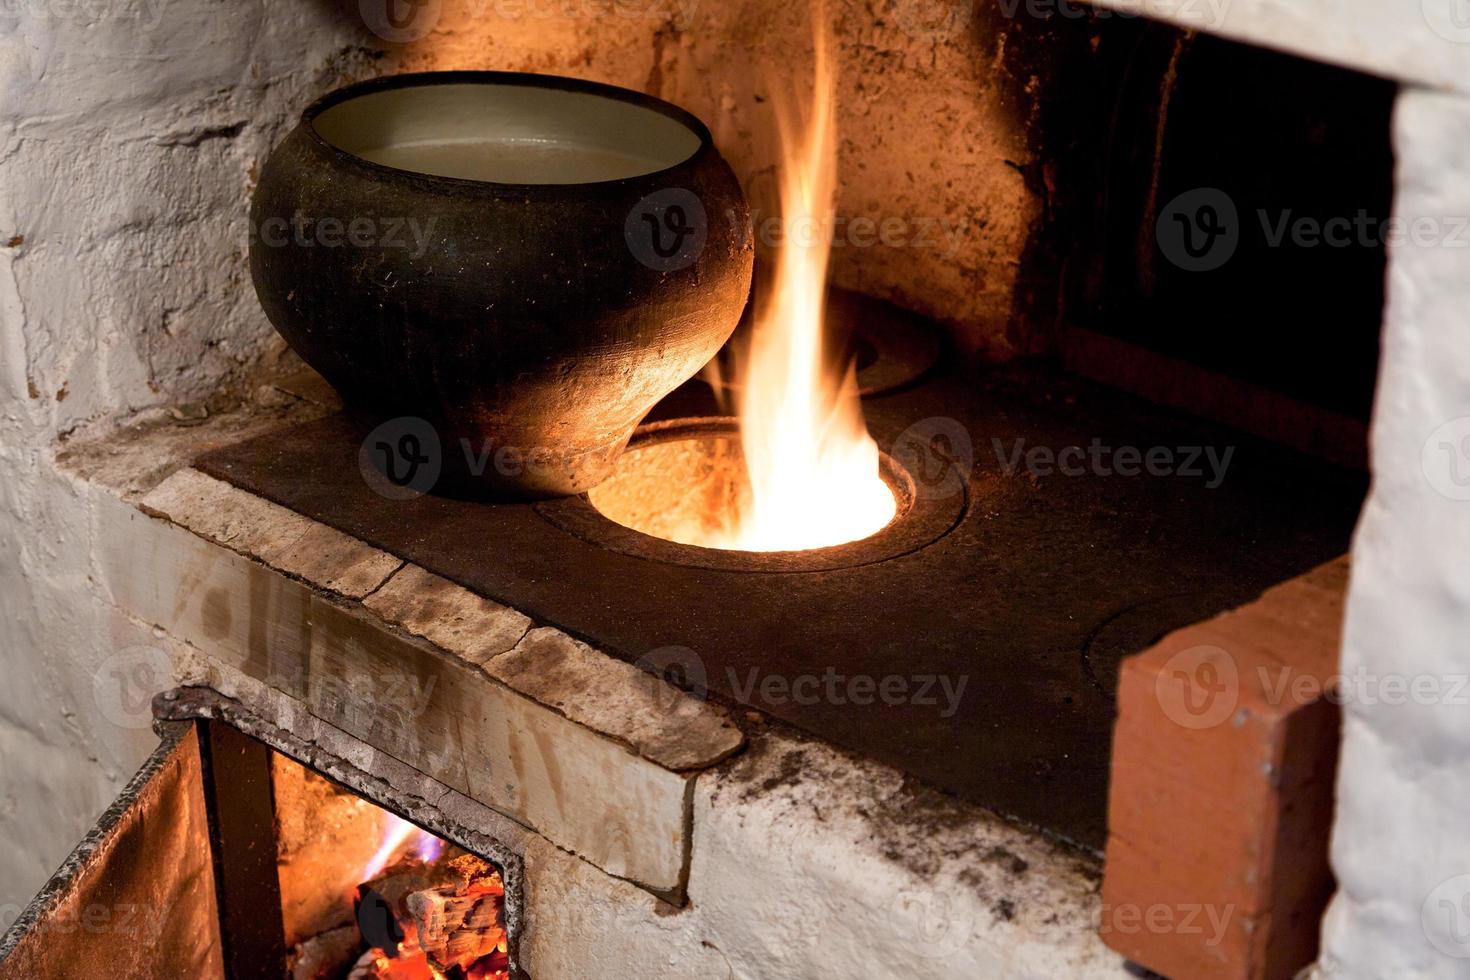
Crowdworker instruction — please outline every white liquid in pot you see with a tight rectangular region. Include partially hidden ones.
[312,83,702,185]
[362,138,669,184]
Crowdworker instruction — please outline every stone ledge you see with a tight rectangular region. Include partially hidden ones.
[139,468,746,775]
[484,627,745,773]
[141,468,401,600]
[56,384,334,502]
[96,494,709,896]
[362,563,532,665]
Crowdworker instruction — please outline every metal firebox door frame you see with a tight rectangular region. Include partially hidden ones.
[0,687,526,980]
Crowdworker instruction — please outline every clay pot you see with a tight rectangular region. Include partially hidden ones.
[250,71,753,498]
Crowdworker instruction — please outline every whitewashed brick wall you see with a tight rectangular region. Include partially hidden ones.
[1317,87,1470,979]
[0,0,368,912]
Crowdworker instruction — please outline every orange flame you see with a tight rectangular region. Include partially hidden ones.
[717,5,895,551]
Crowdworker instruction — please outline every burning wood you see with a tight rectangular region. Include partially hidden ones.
[289,924,362,980]
[347,947,437,980]
[354,848,508,980]
[406,854,507,971]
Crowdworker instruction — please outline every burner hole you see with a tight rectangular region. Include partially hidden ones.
[535,417,965,573]
[586,427,905,552]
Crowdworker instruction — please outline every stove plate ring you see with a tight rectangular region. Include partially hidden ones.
[535,417,966,573]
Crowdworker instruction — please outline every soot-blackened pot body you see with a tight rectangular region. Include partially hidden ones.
[250,71,753,498]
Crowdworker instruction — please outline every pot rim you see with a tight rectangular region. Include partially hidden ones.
[301,70,716,192]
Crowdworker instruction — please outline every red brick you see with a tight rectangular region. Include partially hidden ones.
[1101,557,1347,980]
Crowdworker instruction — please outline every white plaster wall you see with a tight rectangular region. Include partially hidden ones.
[1081,0,1470,96]
[1317,87,1470,979]
[0,0,374,914]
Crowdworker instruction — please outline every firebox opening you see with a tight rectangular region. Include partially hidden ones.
[0,713,521,980]
[273,749,511,979]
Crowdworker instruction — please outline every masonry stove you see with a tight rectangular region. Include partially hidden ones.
[0,7,1404,980]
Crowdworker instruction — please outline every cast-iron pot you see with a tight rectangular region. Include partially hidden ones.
[250,71,753,498]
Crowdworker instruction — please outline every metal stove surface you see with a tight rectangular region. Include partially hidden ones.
[197,364,1362,850]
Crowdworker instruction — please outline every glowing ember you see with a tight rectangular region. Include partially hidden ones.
[714,4,896,551]
[353,822,508,980]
